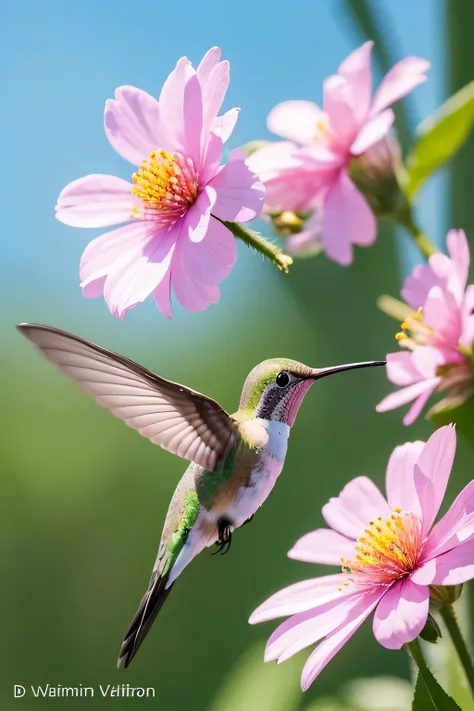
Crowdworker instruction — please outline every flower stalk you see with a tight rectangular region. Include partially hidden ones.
[407,637,433,686]
[398,214,438,258]
[440,604,474,696]
[224,221,293,273]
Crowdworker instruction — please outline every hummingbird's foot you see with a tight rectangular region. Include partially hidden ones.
[212,516,233,556]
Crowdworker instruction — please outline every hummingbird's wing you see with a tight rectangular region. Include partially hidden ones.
[18,324,238,471]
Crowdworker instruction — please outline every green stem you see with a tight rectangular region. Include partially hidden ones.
[400,217,438,258]
[223,220,293,273]
[408,638,433,683]
[440,604,474,696]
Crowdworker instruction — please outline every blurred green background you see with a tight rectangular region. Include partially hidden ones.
[2,0,473,709]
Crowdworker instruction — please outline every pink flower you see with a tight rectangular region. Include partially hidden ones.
[56,48,264,319]
[250,426,474,691]
[377,229,474,425]
[248,42,429,265]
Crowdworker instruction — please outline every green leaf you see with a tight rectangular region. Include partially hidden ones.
[430,394,474,448]
[410,641,462,710]
[406,82,474,197]
[412,672,462,711]
[419,614,442,644]
[412,675,438,711]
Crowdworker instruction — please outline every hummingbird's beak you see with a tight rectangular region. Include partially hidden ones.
[310,360,386,380]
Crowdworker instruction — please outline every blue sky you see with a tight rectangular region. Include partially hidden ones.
[3,0,444,344]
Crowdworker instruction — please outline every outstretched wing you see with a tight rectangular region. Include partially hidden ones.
[18,324,238,471]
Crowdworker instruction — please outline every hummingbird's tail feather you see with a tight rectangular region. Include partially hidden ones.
[117,571,174,669]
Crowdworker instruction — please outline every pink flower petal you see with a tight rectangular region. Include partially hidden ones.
[82,277,106,299]
[411,346,445,378]
[56,175,133,228]
[429,255,463,305]
[385,351,421,386]
[322,476,391,540]
[209,148,265,222]
[402,263,441,310]
[267,100,327,144]
[321,172,376,265]
[423,285,462,344]
[199,59,230,141]
[196,47,222,81]
[414,425,457,535]
[410,558,436,585]
[153,268,172,319]
[249,574,346,624]
[446,228,469,295]
[264,586,363,662]
[420,479,474,561]
[385,440,425,515]
[402,381,440,425]
[248,141,315,181]
[104,86,166,166]
[338,41,373,123]
[171,216,236,311]
[351,109,394,155]
[376,378,439,425]
[103,227,176,320]
[276,592,370,664]
[186,186,215,243]
[301,591,382,691]
[371,57,430,115]
[372,579,429,649]
[182,73,204,170]
[414,540,474,586]
[323,75,359,149]
[460,284,474,350]
[80,221,156,285]
[200,132,224,187]
[159,57,195,155]
[211,107,240,144]
[288,529,356,565]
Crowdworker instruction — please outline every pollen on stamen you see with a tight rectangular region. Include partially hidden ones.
[131,149,198,223]
[340,509,423,586]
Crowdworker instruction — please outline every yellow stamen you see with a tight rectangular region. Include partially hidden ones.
[341,510,422,585]
[132,150,177,209]
[130,150,198,220]
[395,307,433,349]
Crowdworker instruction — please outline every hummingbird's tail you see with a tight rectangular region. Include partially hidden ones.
[117,571,174,669]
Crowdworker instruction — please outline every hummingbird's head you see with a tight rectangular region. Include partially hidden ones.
[239,358,386,426]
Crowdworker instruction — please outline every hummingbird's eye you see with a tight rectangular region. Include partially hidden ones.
[275,371,290,388]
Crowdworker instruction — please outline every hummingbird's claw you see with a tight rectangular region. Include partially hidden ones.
[212,517,233,556]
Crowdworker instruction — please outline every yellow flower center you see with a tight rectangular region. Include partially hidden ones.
[131,150,198,220]
[314,117,331,142]
[341,509,422,586]
[395,307,432,349]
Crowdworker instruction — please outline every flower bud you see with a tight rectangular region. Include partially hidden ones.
[271,211,304,237]
[429,583,463,609]
[348,135,410,221]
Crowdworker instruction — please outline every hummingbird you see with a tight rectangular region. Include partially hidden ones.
[17,323,385,669]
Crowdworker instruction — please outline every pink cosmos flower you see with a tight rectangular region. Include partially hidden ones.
[56,48,264,319]
[377,229,474,425]
[248,42,429,265]
[250,426,474,691]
